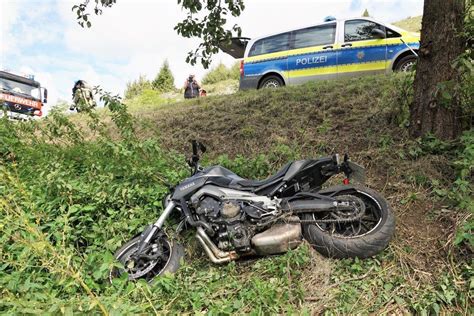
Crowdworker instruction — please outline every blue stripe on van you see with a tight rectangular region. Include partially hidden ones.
[336,45,387,65]
[287,50,338,71]
[244,57,288,76]
[387,42,419,59]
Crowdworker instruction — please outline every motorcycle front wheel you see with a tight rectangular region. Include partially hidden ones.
[109,234,184,282]
[302,186,395,258]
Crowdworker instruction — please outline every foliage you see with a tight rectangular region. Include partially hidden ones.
[383,72,415,127]
[451,130,474,248]
[326,253,472,315]
[50,99,73,114]
[1,76,472,314]
[426,2,473,133]
[124,75,152,100]
[72,0,245,68]
[125,69,176,100]
[0,103,312,314]
[125,89,169,111]
[403,130,473,249]
[152,60,176,92]
[202,62,240,84]
[362,9,370,17]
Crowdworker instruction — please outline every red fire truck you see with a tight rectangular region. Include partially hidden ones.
[0,70,48,120]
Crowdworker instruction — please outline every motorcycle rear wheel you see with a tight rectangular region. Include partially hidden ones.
[109,234,184,283]
[302,186,395,258]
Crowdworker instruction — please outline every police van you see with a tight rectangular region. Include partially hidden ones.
[220,17,420,90]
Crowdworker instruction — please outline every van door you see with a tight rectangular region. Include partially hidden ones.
[287,23,338,85]
[337,19,387,77]
[218,37,250,59]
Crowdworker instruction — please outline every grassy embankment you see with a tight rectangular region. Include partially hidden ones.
[393,16,422,32]
[1,71,472,314]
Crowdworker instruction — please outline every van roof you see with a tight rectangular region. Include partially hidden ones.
[248,17,408,43]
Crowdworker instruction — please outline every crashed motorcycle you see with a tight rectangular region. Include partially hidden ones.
[110,141,395,282]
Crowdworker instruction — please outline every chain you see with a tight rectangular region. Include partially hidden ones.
[283,195,366,224]
[286,216,362,224]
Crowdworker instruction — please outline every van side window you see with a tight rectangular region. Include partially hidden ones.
[344,20,385,42]
[293,24,336,49]
[249,32,290,57]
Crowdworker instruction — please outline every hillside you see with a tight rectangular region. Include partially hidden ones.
[393,15,422,32]
[124,79,239,113]
[1,74,472,314]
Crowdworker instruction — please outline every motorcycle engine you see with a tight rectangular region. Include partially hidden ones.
[195,196,265,253]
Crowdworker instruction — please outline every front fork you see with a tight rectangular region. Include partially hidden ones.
[136,201,176,254]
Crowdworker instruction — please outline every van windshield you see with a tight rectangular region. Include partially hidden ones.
[0,78,41,100]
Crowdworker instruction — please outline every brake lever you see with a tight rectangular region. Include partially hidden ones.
[198,142,206,153]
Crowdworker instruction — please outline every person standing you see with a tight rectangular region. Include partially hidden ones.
[71,80,96,112]
[183,74,201,99]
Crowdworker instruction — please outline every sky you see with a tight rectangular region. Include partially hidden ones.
[0,0,423,111]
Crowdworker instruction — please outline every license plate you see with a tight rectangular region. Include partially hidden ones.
[0,111,32,121]
[347,161,366,184]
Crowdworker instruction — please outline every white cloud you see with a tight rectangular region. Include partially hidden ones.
[0,0,20,61]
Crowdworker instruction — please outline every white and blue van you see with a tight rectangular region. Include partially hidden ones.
[220,17,420,90]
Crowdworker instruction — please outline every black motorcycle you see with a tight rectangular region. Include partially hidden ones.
[110,141,395,282]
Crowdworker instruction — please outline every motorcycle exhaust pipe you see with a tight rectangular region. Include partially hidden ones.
[196,227,238,264]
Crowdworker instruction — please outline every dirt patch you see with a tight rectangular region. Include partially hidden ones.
[300,244,333,313]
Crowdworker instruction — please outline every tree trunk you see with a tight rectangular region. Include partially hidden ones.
[410,0,466,140]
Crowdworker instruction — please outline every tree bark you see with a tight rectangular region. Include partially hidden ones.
[410,0,466,140]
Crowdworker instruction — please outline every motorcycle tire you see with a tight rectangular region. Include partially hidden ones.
[302,186,395,258]
[109,235,184,282]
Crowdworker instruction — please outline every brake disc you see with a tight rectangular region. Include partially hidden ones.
[124,241,165,279]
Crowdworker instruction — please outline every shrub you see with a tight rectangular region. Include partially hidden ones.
[124,75,152,100]
[202,62,239,84]
[152,60,176,92]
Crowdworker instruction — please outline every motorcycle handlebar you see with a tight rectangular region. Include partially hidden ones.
[189,140,205,175]
[192,140,199,156]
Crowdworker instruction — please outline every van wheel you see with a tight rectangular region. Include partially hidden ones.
[259,75,284,89]
[395,55,417,72]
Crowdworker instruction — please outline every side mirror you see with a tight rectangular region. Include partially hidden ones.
[371,28,386,39]
[43,88,48,103]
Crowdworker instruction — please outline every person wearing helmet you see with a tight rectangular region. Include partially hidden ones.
[183,74,201,99]
[71,80,96,112]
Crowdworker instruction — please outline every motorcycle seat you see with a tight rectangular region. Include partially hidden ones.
[236,162,292,187]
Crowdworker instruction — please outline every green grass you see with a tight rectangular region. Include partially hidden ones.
[125,89,180,112]
[1,72,471,315]
[124,80,238,113]
[393,16,422,32]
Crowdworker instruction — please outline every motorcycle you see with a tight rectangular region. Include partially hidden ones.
[110,141,395,282]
